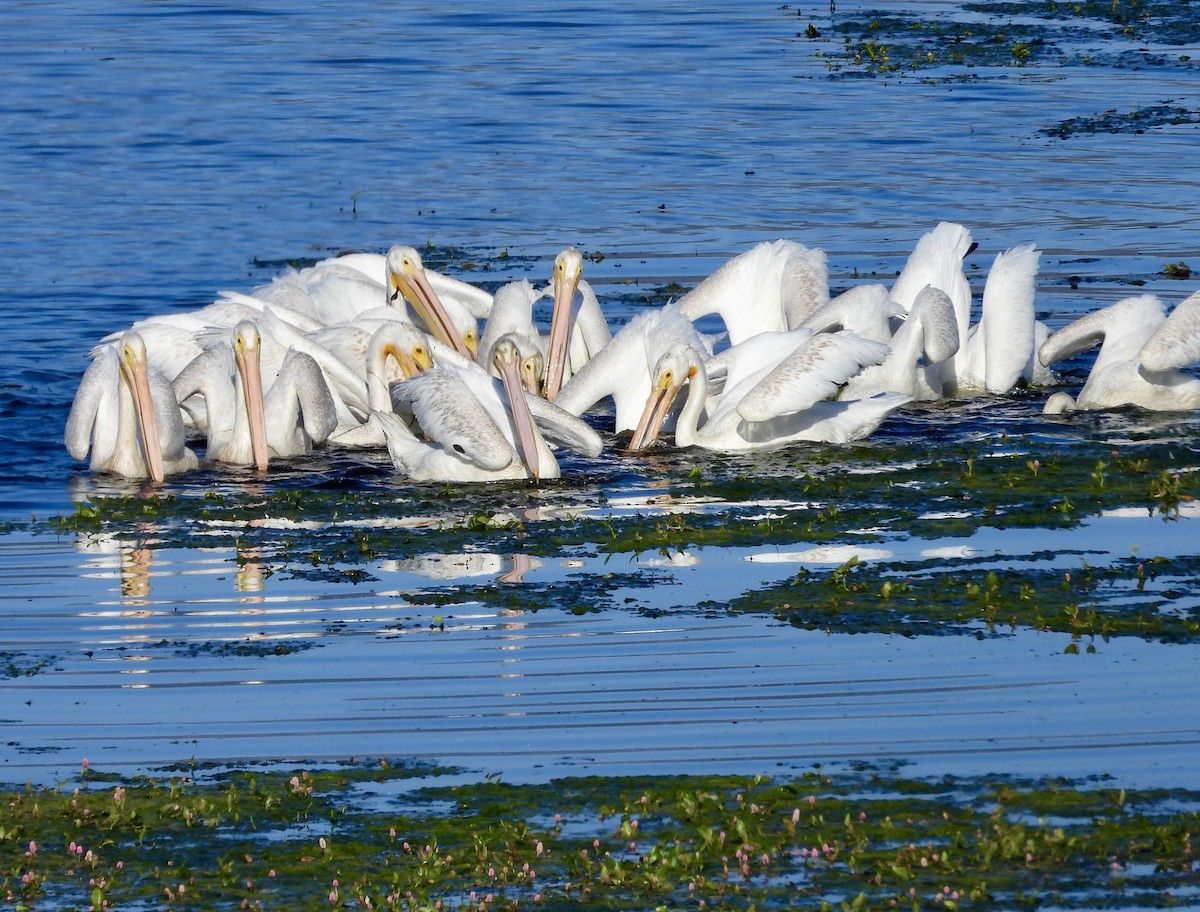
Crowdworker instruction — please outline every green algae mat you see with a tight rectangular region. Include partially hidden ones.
[4,762,1198,910]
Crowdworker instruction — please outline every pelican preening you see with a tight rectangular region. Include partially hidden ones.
[69,225,1188,486]
[376,336,599,482]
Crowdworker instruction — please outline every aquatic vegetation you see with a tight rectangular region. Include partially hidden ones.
[172,639,319,659]
[824,16,1065,75]
[1,652,55,680]
[801,1,1200,78]
[34,429,1200,643]
[1042,104,1200,138]
[967,0,1200,44]
[721,552,1200,644]
[48,433,1198,551]
[2,762,1197,910]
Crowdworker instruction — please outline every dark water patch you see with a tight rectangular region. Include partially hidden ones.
[1,652,56,680]
[966,0,1200,44]
[1042,102,1200,137]
[398,567,674,617]
[804,2,1200,80]
[172,639,320,659]
[817,14,1070,75]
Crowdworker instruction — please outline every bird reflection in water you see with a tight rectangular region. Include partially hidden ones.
[119,543,154,606]
[381,551,541,585]
[497,553,540,584]
[235,545,267,603]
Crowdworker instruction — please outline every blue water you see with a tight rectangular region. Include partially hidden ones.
[2,1,1199,786]
[5,0,1199,515]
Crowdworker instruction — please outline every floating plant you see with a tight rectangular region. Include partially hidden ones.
[3,761,1197,910]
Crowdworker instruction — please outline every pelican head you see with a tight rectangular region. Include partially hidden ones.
[371,321,435,382]
[629,347,697,452]
[520,348,545,395]
[1043,391,1078,415]
[385,245,474,359]
[117,331,166,483]
[233,320,269,473]
[543,246,584,401]
[493,334,542,481]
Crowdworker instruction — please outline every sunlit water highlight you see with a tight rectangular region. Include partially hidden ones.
[3,498,1198,787]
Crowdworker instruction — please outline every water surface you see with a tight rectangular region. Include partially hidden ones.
[2,0,1199,787]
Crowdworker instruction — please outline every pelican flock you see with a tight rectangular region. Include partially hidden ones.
[63,226,1200,485]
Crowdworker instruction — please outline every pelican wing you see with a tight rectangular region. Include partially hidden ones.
[392,370,516,471]
[976,243,1040,393]
[526,395,604,457]
[266,349,338,449]
[65,349,117,461]
[1039,294,1165,366]
[889,221,974,313]
[372,408,428,476]
[302,263,388,324]
[908,286,960,365]
[259,306,370,414]
[676,240,806,344]
[249,271,325,323]
[799,284,899,344]
[766,392,913,444]
[1140,290,1200,372]
[148,370,196,469]
[737,332,889,423]
[214,290,327,333]
[778,241,830,328]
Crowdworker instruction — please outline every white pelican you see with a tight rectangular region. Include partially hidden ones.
[65,331,197,482]
[476,279,549,370]
[675,240,829,345]
[331,249,495,321]
[173,321,337,470]
[887,224,1046,396]
[889,221,975,317]
[375,337,562,482]
[255,246,477,358]
[316,319,439,448]
[798,283,904,347]
[409,333,601,456]
[1039,291,1200,412]
[542,248,613,401]
[629,330,907,452]
[478,266,612,401]
[947,242,1042,396]
[554,302,712,435]
[840,285,961,401]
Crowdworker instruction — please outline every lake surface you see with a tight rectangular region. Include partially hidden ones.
[2,1,1199,788]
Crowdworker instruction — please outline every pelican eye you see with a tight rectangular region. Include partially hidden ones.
[452,443,466,454]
